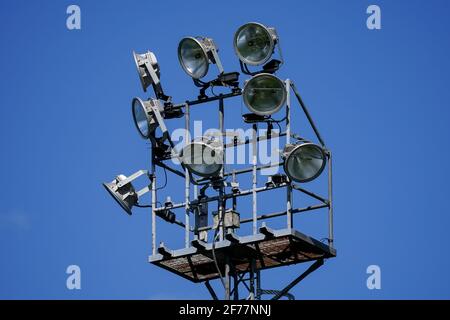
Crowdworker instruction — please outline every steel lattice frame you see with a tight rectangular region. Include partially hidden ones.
[146,79,335,300]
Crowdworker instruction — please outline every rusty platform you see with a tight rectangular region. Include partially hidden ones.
[149,227,336,283]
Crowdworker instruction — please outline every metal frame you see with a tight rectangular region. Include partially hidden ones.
[145,78,334,299]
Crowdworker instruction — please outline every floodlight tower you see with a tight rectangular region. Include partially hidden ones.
[103,23,335,300]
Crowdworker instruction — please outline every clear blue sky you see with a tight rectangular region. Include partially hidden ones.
[1,0,450,299]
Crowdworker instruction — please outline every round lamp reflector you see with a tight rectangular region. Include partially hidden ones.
[284,143,326,183]
[181,139,223,177]
[243,73,286,116]
[178,37,209,79]
[132,98,160,139]
[234,22,275,66]
[103,175,137,215]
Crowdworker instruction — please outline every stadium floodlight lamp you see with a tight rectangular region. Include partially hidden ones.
[180,137,224,178]
[234,22,282,74]
[178,37,224,80]
[133,50,170,101]
[282,143,326,183]
[243,73,286,116]
[132,97,164,139]
[103,170,151,215]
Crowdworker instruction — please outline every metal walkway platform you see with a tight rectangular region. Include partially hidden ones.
[149,227,336,283]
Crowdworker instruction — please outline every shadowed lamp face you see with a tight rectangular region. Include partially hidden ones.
[181,141,223,177]
[103,175,138,215]
[234,22,274,66]
[243,73,286,116]
[284,143,326,183]
[133,51,159,92]
[178,37,209,79]
[132,98,160,139]
[132,98,149,138]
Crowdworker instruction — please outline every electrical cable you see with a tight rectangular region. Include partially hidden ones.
[135,204,152,208]
[211,226,226,289]
[211,197,227,290]
[155,167,168,191]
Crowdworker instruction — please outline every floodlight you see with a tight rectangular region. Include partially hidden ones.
[234,22,279,67]
[180,137,223,178]
[103,170,151,215]
[133,51,169,101]
[243,73,286,116]
[178,37,224,79]
[283,143,326,183]
[132,97,164,139]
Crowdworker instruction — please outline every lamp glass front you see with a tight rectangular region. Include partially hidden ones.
[285,143,326,183]
[178,38,209,79]
[234,23,274,66]
[182,141,223,177]
[243,74,286,115]
[132,98,150,138]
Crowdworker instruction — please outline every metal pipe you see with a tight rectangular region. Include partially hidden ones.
[249,259,256,300]
[155,161,186,179]
[151,159,157,256]
[240,204,329,224]
[290,82,326,147]
[196,161,283,183]
[232,171,237,211]
[271,259,324,300]
[154,202,186,211]
[182,91,241,107]
[252,124,258,235]
[287,184,293,229]
[154,183,290,213]
[219,97,225,240]
[233,271,239,300]
[220,94,231,303]
[285,79,293,229]
[224,257,230,300]
[292,184,329,205]
[198,203,329,232]
[223,131,287,149]
[186,184,286,211]
[205,281,218,300]
[185,103,190,248]
[256,270,261,300]
[328,151,334,247]
[285,79,291,145]
[193,184,198,240]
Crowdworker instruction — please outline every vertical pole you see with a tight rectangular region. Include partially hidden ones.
[219,96,225,240]
[328,151,334,247]
[233,271,239,300]
[285,79,291,144]
[252,124,258,235]
[249,259,256,300]
[219,95,232,300]
[224,257,230,300]
[285,79,293,229]
[193,184,198,241]
[185,103,190,248]
[256,270,261,300]
[232,170,237,211]
[151,155,157,256]
[287,184,293,229]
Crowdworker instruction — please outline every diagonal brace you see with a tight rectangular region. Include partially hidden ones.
[205,281,218,300]
[271,259,324,300]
